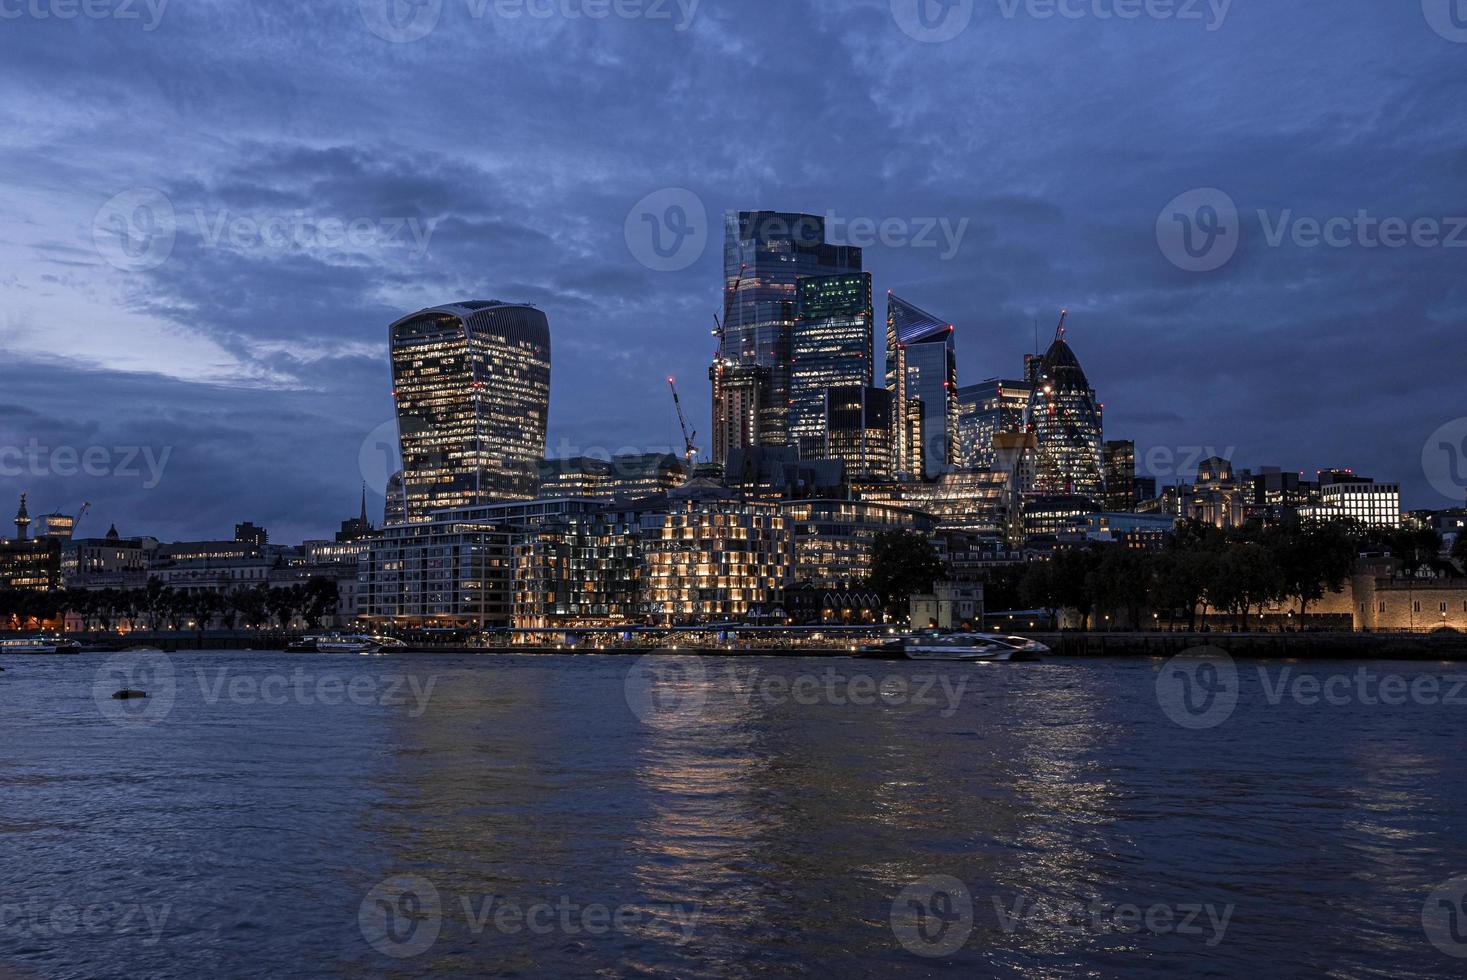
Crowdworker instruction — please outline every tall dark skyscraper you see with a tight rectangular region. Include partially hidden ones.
[710,211,862,465]
[390,301,551,520]
[885,292,957,480]
[1103,439,1137,511]
[1027,319,1104,502]
[790,272,874,461]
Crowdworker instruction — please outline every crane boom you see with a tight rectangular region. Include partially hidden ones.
[666,377,698,468]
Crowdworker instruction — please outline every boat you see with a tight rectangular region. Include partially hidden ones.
[0,636,82,655]
[862,631,1044,662]
[312,633,406,654]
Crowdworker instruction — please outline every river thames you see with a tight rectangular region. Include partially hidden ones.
[2,650,1465,977]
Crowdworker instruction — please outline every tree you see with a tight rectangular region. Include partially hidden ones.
[868,530,947,622]
[301,578,340,629]
[1088,544,1152,630]
[1150,549,1210,631]
[1208,543,1281,632]
[1018,560,1061,623]
[230,585,271,630]
[1454,533,1467,569]
[265,585,302,630]
[187,591,225,634]
[1051,547,1100,630]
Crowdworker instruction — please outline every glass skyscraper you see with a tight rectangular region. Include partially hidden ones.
[710,211,862,463]
[389,301,551,521]
[956,378,1032,470]
[1026,331,1104,503]
[885,291,957,480]
[790,272,874,460]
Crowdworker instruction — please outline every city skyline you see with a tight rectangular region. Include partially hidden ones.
[2,1,1465,540]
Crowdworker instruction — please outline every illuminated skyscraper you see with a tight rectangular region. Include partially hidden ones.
[885,292,957,480]
[956,378,1032,470]
[390,302,551,520]
[1026,319,1103,503]
[824,385,893,480]
[1102,440,1137,511]
[790,272,874,460]
[710,211,862,462]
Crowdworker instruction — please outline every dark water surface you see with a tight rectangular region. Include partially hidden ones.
[2,650,1465,978]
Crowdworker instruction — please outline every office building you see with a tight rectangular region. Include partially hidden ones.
[390,301,552,520]
[1103,440,1137,512]
[789,272,874,460]
[782,499,934,589]
[957,379,1031,470]
[537,454,687,501]
[886,291,957,479]
[1027,325,1103,502]
[823,385,893,480]
[710,211,862,462]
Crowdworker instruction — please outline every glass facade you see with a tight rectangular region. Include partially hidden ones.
[390,302,551,521]
[790,272,874,460]
[824,385,893,480]
[956,378,1032,470]
[782,499,934,589]
[885,292,957,479]
[711,211,862,461]
[1026,336,1104,503]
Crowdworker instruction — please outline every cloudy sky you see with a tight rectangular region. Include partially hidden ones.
[1,0,1464,541]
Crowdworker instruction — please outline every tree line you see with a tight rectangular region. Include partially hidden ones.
[871,521,1464,631]
[0,578,341,633]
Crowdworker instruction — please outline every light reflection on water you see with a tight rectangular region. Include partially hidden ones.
[1,651,1463,978]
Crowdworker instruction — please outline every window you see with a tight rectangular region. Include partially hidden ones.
[1413,601,1421,614]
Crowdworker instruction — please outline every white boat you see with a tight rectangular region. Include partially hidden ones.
[0,636,82,655]
[865,632,1043,662]
[989,635,1051,655]
[313,633,405,654]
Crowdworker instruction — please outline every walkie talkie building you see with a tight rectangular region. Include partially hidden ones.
[389,301,551,521]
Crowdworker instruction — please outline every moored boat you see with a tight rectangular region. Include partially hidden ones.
[0,636,82,655]
[862,631,1044,662]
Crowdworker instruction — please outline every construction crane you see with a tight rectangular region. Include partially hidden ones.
[74,501,91,535]
[666,377,698,468]
[711,263,748,352]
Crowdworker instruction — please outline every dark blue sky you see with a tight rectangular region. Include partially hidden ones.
[2,0,1464,541]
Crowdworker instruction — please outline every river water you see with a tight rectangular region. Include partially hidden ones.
[1,650,1464,978]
